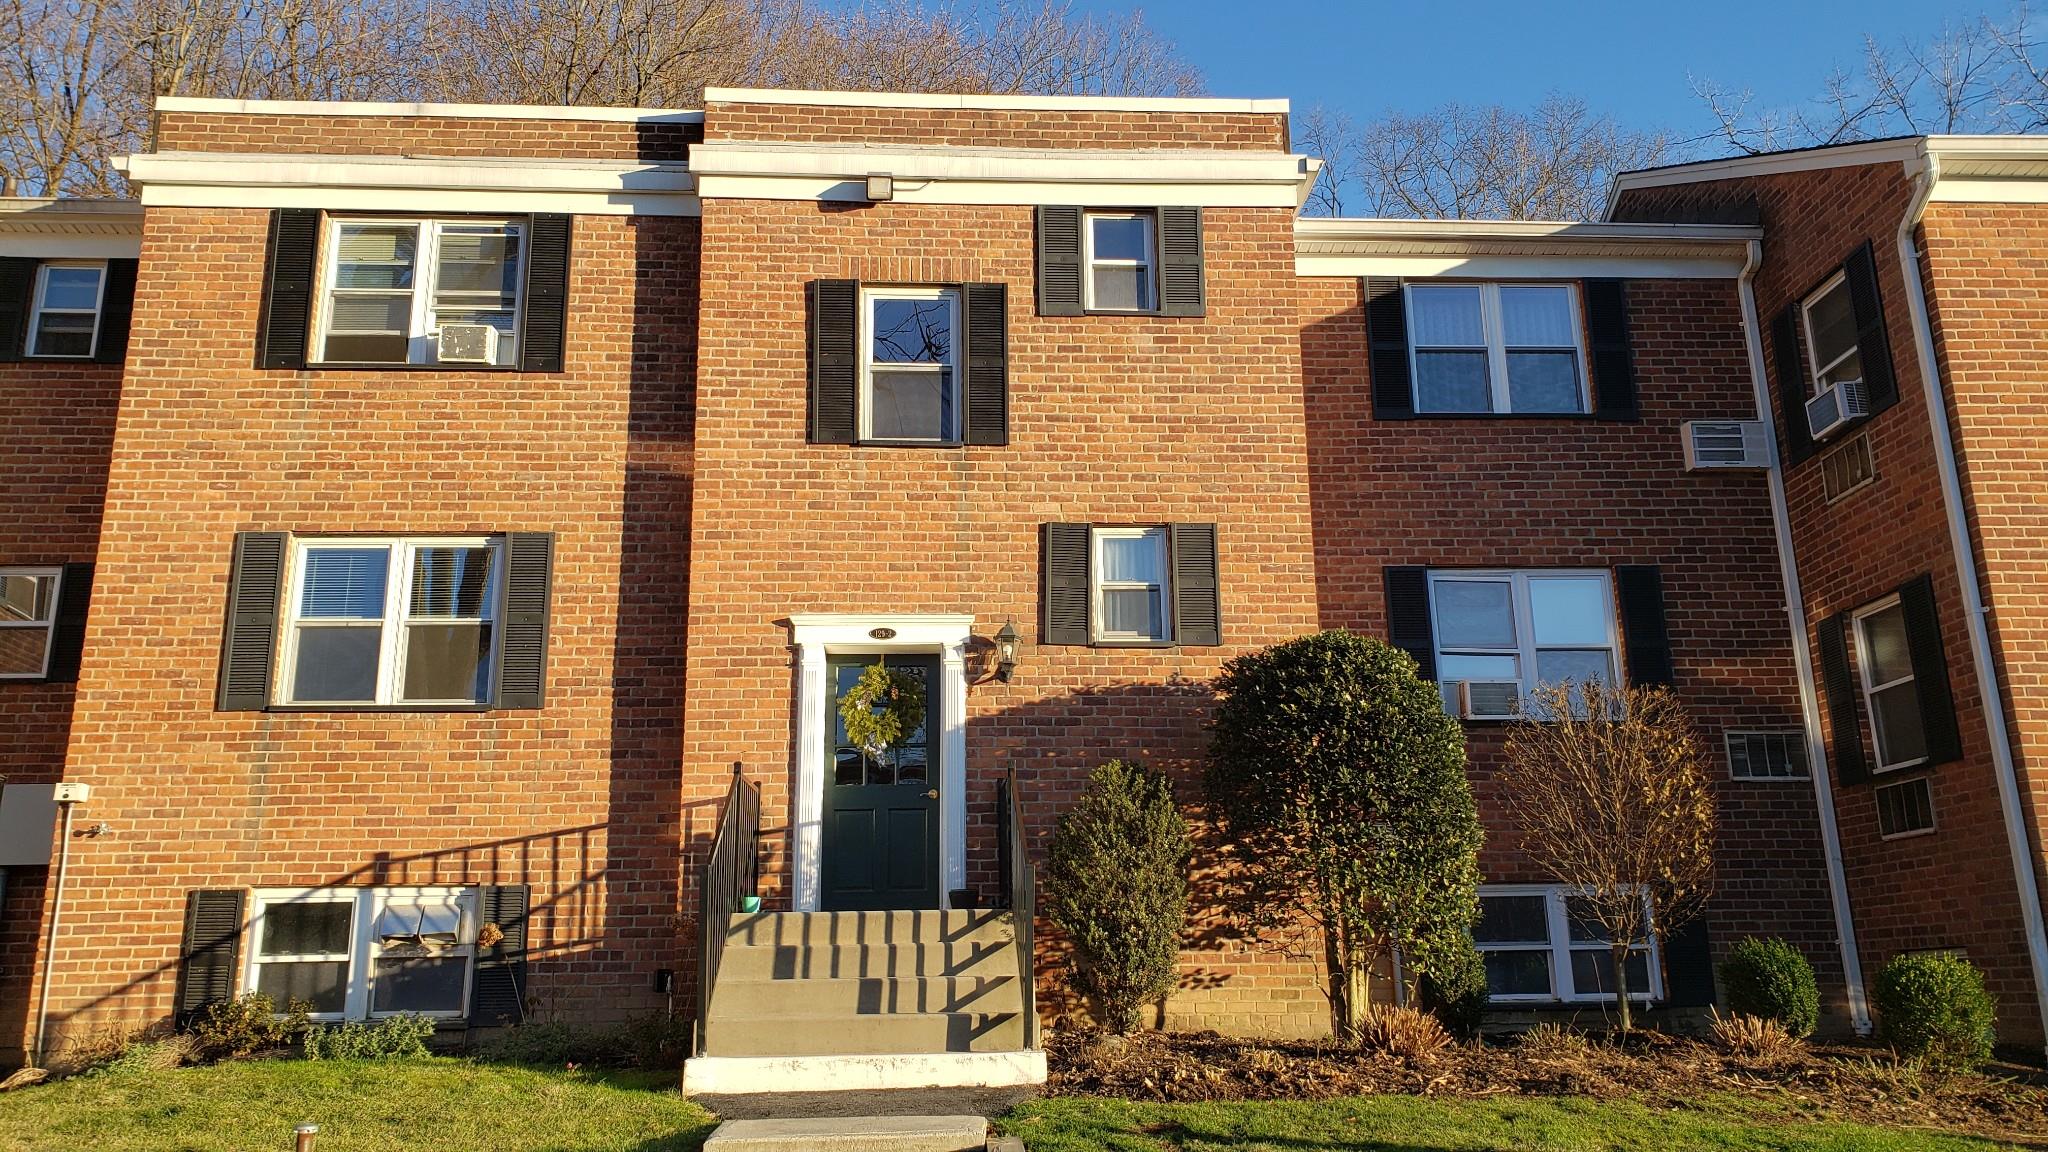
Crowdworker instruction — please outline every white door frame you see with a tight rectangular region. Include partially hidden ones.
[789,613,973,912]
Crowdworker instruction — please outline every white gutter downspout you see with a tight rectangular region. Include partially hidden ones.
[1896,151,2048,1051]
[1737,238,1872,1034]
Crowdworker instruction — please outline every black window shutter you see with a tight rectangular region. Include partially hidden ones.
[809,279,858,444]
[93,259,139,365]
[258,209,319,370]
[1897,573,1963,766]
[1158,206,1205,317]
[962,282,1008,446]
[1615,565,1675,688]
[1816,612,1868,785]
[1771,304,1816,466]
[1365,278,1414,420]
[1661,913,1716,1007]
[1035,206,1083,316]
[0,257,38,363]
[495,532,554,710]
[45,562,93,684]
[471,884,530,1024]
[175,889,245,1027]
[1843,240,1898,415]
[217,531,288,711]
[521,213,572,373]
[1585,279,1638,421]
[1383,566,1436,680]
[1169,523,1220,646]
[1042,523,1091,645]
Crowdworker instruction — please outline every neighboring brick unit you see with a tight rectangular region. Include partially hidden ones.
[700,97,1287,151]
[155,109,696,162]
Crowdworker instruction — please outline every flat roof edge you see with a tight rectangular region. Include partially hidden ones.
[700,86,1289,114]
[153,96,704,124]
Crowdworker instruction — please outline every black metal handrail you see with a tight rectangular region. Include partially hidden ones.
[694,763,760,1058]
[996,764,1038,1048]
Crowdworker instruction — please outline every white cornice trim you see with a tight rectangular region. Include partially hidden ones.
[118,152,699,216]
[703,86,1288,114]
[1295,217,1759,279]
[1606,138,1925,212]
[154,95,703,123]
[0,197,143,258]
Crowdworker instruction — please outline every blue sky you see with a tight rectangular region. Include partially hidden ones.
[1081,0,1995,137]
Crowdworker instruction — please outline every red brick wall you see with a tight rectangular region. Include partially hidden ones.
[1298,272,1843,1017]
[23,204,699,1055]
[700,100,1287,150]
[1620,169,2047,1046]
[155,111,695,162]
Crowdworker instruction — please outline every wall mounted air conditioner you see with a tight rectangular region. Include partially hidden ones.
[1805,379,1869,442]
[1682,420,1772,470]
[1456,680,1521,721]
[437,323,500,365]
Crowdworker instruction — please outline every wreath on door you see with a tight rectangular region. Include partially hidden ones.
[839,662,928,760]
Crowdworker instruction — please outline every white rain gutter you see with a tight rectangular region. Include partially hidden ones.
[1736,238,1872,1034]
[1896,151,2048,1050]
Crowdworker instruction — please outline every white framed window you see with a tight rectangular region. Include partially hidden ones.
[1876,775,1936,839]
[314,218,524,366]
[278,537,501,706]
[0,567,62,679]
[1427,570,1617,717]
[1853,595,1927,772]
[27,262,106,358]
[246,888,478,1021]
[1091,526,1170,643]
[1801,272,1863,397]
[861,286,959,443]
[1407,282,1586,414]
[1083,211,1157,312]
[1474,885,1661,1003]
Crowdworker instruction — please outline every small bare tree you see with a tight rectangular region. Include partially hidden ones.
[1501,680,1715,1033]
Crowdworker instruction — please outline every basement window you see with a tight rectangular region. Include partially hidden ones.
[1726,730,1810,781]
[247,888,478,1021]
[1475,885,1661,1003]
[1876,776,1936,839]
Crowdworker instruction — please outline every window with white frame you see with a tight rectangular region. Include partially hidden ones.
[1406,283,1587,414]
[1853,596,1927,772]
[1474,886,1660,1003]
[1084,211,1157,311]
[1428,570,1617,717]
[27,263,106,358]
[280,537,500,706]
[1092,526,1170,643]
[316,218,523,366]
[0,567,61,678]
[246,888,478,1020]
[863,287,959,443]
[1801,272,1863,397]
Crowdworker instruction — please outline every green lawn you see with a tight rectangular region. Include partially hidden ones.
[999,1096,2034,1152]
[0,1058,717,1152]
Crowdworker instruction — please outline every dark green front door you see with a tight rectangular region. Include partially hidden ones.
[821,655,943,911]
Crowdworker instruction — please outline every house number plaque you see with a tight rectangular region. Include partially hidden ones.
[868,627,897,640]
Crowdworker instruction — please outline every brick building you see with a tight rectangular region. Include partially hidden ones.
[0,92,2044,1082]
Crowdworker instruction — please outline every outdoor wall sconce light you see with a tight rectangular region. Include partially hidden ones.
[866,172,895,201]
[994,619,1019,683]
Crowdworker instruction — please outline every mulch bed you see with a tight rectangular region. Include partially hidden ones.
[1046,1027,2048,1144]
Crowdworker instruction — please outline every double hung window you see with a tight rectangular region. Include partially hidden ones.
[1407,283,1586,414]
[280,537,500,707]
[862,287,959,443]
[1083,212,1158,312]
[0,568,60,678]
[1474,886,1660,1003]
[27,263,106,358]
[1800,273,1864,396]
[317,218,523,366]
[1852,597,1927,772]
[1428,570,1617,716]
[1091,527,1170,643]
[247,888,478,1020]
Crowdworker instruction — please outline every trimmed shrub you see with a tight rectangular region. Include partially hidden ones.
[190,992,308,1062]
[1719,937,1820,1038]
[303,1014,436,1060]
[1417,934,1490,1040]
[1044,759,1192,1034]
[1874,951,1996,1069]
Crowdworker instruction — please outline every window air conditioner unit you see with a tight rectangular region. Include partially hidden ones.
[1682,420,1771,470]
[437,323,500,364]
[1456,680,1521,721]
[1804,379,1869,442]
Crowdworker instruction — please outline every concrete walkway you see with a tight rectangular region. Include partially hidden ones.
[702,1113,990,1151]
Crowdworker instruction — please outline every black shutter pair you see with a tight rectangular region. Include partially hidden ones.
[216,530,554,710]
[1365,278,1637,420]
[1381,564,1673,687]
[1041,523,1221,646]
[1035,205,1204,317]
[0,256,138,364]
[808,279,1009,446]
[471,883,531,1024]
[1815,574,1963,785]
[1769,240,1900,466]
[257,209,571,371]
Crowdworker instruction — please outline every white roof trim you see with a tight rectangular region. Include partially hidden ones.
[1605,135,2048,216]
[118,151,699,216]
[702,86,1287,114]
[154,95,703,124]
[0,197,143,258]
[1606,138,1925,214]
[1296,216,1759,279]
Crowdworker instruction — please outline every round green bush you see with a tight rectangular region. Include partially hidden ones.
[1418,934,1490,1040]
[1718,937,1820,1038]
[1873,951,1996,1069]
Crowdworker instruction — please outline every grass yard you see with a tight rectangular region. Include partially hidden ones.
[0,1058,717,1152]
[998,1096,2040,1151]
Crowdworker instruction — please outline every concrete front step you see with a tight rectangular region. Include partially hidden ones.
[682,1050,1049,1096]
[727,910,1014,948]
[718,939,1019,981]
[702,1114,988,1152]
[710,975,1020,1018]
[701,1011,1025,1057]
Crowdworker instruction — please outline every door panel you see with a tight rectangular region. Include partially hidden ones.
[821,655,943,911]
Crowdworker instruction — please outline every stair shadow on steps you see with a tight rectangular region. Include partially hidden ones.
[694,1085,1039,1121]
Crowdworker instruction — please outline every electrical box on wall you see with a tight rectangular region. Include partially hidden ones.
[52,782,91,804]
